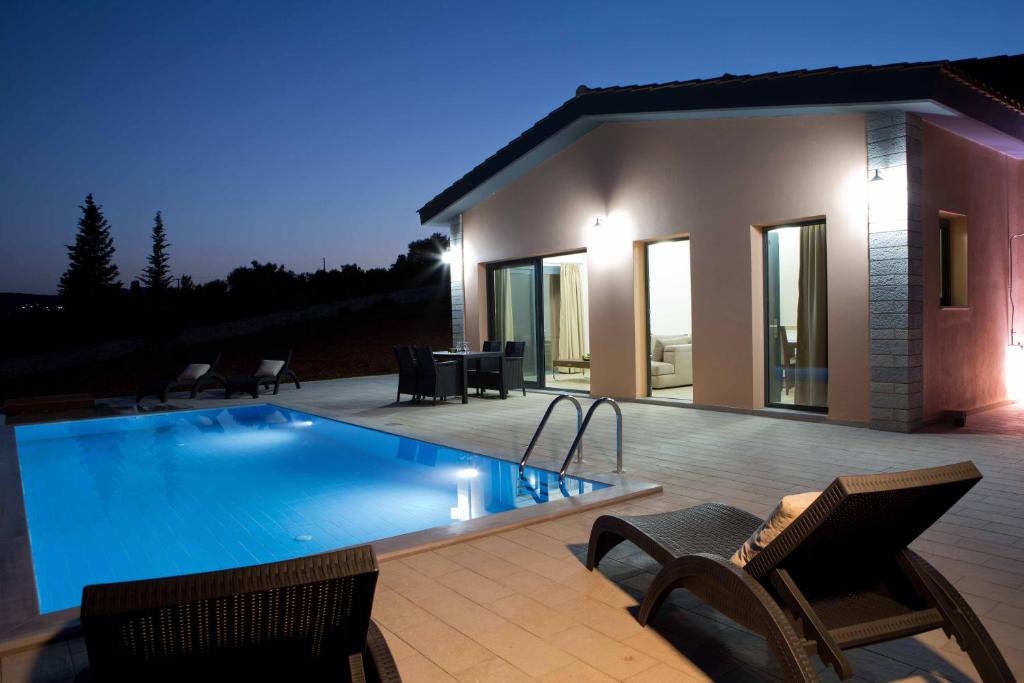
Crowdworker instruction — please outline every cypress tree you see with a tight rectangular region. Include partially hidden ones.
[141,211,173,295]
[58,194,121,306]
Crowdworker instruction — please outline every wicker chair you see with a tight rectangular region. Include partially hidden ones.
[394,345,419,402]
[467,340,502,396]
[587,462,1013,682]
[413,346,461,405]
[502,341,526,397]
[136,353,226,404]
[75,545,400,683]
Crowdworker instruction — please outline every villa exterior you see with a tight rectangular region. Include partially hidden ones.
[419,56,1024,431]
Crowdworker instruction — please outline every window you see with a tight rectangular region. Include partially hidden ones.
[764,221,828,411]
[939,213,968,307]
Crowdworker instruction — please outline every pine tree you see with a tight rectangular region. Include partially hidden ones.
[141,211,173,295]
[58,194,121,306]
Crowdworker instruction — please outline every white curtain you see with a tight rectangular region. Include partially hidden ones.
[795,223,828,407]
[557,264,585,369]
[493,268,514,342]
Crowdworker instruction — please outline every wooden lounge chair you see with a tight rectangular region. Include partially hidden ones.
[136,354,226,404]
[224,350,301,398]
[75,544,401,683]
[586,462,1013,682]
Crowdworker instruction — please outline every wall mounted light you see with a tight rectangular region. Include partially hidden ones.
[870,169,883,182]
[439,249,452,265]
[593,217,603,227]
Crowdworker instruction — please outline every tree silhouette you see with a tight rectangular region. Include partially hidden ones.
[58,194,121,307]
[141,211,173,295]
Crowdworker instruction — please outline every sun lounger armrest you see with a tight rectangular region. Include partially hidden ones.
[640,553,816,682]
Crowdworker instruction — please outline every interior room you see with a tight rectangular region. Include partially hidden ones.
[765,222,828,410]
[542,253,591,392]
[646,239,694,401]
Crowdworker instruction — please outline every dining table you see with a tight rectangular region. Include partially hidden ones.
[432,350,505,403]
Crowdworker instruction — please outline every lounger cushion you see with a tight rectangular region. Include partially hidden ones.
[730,491,820,566]
[177,364,210,383]
[255,359,285,378]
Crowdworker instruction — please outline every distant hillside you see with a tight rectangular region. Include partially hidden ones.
[0,293,61,314]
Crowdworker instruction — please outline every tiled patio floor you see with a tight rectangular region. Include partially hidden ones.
[4,375,1023,682]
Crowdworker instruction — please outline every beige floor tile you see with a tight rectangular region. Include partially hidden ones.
[549,625,660,679]
[489,593,576,638]
[397,653,459,683]
[454,656,536,682]
[539,660,617,682]
[377,624,419,662]
[624,661,707,682]
[473,622,577,679]
[399,620,495,675]
[400,551,465,578]
[413,586,508,633]
[437,568,515,605]
[372,589,436,636]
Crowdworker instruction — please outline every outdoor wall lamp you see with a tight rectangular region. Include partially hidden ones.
[440,249,452,265]
[870,169,883,182]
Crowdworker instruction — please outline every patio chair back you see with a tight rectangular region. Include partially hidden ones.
[482,340,502,352]
[80,545,381,681]
[745,461,981,581]
[505,341,526,358]
[394,345,417,375]
[412,346,439,380]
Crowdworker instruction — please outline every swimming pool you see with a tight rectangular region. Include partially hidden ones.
[15,405,607,612]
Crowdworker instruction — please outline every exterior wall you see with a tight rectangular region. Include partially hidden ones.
[921,122,1024,419]
[460,115,871,424]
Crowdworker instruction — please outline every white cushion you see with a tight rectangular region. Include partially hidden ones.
[177,363,210,383]
[730,491,821,566]
[255,359,285,378]
[651,334,691,362]
[650,361,675,376]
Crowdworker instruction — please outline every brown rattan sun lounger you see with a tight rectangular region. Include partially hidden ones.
[76,544,400,682]
[587,461,1013,682]
[136,354,226,404]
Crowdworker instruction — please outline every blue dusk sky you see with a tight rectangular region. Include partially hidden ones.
[2,1,1021,294]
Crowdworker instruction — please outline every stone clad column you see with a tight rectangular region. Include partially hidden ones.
[449,215,466,347]
[866,111,924,431]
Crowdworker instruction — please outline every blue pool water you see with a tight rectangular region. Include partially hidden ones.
[15,404,607,612]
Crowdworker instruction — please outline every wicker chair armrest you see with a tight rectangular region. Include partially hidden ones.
[502,356,524,369]
[364,620,402,682]
[640,553,817,682]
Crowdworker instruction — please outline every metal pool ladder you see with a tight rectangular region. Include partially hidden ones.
[558,397,623,484]
[518,394,624,483]
[519,394,583,477]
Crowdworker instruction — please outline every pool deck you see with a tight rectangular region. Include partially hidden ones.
[3,375,1024,682]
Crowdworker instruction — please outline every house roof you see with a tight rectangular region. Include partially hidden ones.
[418,55,1024,226]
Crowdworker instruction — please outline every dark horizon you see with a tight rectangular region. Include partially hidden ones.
[3,0,1022,294]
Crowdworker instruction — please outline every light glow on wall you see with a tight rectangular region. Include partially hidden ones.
[1005,344,1024,402]
[586,211,634,265]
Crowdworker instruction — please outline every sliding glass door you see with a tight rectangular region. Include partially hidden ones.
[489,261,540,383]
[645,239,693,401]
[542,253,590,392]
[764,222,828,411]
[488,252,590,391]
